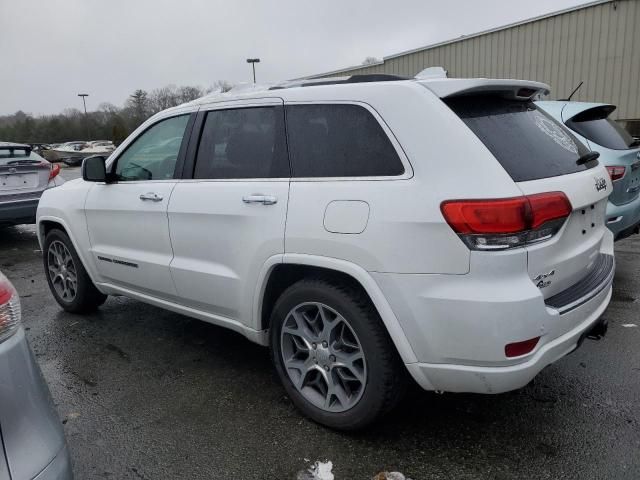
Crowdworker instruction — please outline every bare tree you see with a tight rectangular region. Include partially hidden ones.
[149,85,180,113]
[213,80,234,93]
[177,86,205,103]
[362,56,381,65]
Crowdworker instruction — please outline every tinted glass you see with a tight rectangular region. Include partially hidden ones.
[194,106,289,179]
[566,110,638,150]
[285,104,404,178]
[0,149,44,165]
[446,96,590,182]
[115,115,189,181]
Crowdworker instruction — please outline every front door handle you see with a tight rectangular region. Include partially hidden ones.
[139,192,163,202]
[242,194,277,205]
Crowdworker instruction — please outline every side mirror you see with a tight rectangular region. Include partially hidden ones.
[82,155,108,182]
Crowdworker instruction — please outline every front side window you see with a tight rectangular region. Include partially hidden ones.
[285,104,405,178]
[566,106,639,150]
[193,106,289,179]
[114,115,189,181]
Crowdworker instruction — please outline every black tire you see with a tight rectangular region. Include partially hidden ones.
[43,228,107,313]
[269,277,407,430]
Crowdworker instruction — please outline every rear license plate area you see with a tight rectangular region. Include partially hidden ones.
[0,173,37,189]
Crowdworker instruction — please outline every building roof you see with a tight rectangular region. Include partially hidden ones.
[304,0,613,79]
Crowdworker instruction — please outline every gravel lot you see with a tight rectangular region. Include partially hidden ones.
[1,167,639,479]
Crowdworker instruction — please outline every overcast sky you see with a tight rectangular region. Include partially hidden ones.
[0,0,592,116]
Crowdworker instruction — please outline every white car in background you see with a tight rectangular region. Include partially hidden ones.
[37,75,613,429]
[0,143,64,227]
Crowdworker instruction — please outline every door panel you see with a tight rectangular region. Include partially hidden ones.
[167,100,288,326]
[85,182,178,296]
[168,180,289,321]
[85,113,194,297]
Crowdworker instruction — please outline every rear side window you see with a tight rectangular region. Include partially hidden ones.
[285,104,404,178]
[445,96,590,182]
[194,106,289,179]
[566,106,639,150]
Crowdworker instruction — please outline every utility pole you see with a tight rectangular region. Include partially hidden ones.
[78,93,90,140]
[246,58,260,83]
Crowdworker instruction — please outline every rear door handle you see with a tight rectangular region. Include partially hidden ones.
[139,192,163,202]
[242,194,277,205]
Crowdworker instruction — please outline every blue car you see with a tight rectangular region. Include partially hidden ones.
[537,101,640,240]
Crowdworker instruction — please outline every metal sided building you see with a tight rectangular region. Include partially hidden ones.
[307,0,640,134]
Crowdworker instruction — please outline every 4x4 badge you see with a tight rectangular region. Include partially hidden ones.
[595,177,607,192]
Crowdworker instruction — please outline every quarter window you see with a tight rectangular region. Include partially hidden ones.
[285,104,405,178]
[193,106,289,179]
[114,115,189,181]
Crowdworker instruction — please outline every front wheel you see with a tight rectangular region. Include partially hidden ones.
[43,229,107,313]
[269,278,406,430]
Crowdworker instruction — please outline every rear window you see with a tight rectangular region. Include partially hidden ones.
[285,104,404,178]
[0,147,44,165]
[445,96,591,182]
[565,106,639,150]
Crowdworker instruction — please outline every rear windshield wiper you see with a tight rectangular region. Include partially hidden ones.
[576,151,600,166]
[629,138,640,148]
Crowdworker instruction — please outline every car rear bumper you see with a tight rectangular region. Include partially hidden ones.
[405,285,611,393]
[0,197,40,225]
[606,197,640,240]
[0,328,70,480]
[372,235,614,394]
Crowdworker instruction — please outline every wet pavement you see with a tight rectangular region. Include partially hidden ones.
[1,175,639,479]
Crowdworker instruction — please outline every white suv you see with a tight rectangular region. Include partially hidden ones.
[37,75,614,429]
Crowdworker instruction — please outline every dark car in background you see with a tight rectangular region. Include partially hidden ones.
[0,271,72,479]
[0,143,65,227]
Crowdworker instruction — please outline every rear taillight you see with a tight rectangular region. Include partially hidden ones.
[49,163,61,181]
[0,272,21,343]
[441,192,572,251]
[606,166,625,182]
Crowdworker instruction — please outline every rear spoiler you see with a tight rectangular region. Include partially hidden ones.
[420,78,550,100]
[565,104,616,122]
[0,144,32,155]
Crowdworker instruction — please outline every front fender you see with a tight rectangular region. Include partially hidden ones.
[36,182,103,289]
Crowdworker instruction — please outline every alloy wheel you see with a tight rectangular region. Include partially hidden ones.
[47,240,78,302]
[280,302,367,413]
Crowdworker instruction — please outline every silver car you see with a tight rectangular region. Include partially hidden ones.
[0,143,65,227]
[0,270,72,480]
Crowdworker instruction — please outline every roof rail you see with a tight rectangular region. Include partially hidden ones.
[270,74,409,90]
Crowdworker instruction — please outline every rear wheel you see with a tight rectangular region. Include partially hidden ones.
[269,277,406,430]
[43,229,107,313]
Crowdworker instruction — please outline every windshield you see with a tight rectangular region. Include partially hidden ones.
[445,95,591,182]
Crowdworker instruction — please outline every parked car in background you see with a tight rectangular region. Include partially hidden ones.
[0,271,72,479]
[51,141,115,166]
[537,101,640,240]
[37,76,613,429]
[0,143,65,227]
